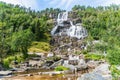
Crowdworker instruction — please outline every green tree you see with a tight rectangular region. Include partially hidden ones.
[11,29,34,58]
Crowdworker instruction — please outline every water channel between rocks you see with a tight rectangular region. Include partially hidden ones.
[4,69,80,80]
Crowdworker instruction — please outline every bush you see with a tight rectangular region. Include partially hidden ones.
[55,66,69,71]
[3,58,10,68]
[28,41,50,53]
[110,65,120,80]
[28,53,38,58]
[47,56,61,61]
[3,55,24,68]
[85,53,104,60]
[107,49,120,65]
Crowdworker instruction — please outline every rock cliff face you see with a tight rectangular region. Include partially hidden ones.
[50,12,88,55]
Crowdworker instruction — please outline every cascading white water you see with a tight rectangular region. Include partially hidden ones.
[51,25,58,35]
[57,12,68,24]
[51,11,87,39]
[51,12,69,36]
[67,23,88,39]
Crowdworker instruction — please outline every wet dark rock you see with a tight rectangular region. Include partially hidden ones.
[0,64,4,71]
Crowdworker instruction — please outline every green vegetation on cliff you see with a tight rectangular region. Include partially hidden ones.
[0,1,120,67]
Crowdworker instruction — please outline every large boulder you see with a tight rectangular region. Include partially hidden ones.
[77,72,105,80]
[93,63,112,80]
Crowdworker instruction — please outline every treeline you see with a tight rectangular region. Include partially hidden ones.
[72,4,120,11]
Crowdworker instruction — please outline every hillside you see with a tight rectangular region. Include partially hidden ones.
[0,2,64,58]
[0,2,120,72]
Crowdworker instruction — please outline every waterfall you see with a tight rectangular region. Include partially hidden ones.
[51,25,58,35]
[57,12,68,24]
[51,11,87,39]
[51,11,88,55]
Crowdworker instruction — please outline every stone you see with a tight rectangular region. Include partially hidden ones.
[47,53,54,57]
[93,63,112,80]
[94,63,111,75]
[77,72,105,80]
[27,74,33,76]
[87,60,97,69]
[0,71,12,76]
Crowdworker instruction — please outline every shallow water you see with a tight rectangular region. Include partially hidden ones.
[6,74,78,80]
[4,69,80,80]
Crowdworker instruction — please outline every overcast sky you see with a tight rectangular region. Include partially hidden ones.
[0,0,120,11]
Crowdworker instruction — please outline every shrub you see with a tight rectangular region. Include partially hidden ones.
[107,49,120,65]
[110,65,120,80]
[28,53,38,58]
[3,55,24,68]
[28,41,50,53]
[55,66,69,71]
[3,58,10,68]
[47,56,61,61]
[85,53,104,60]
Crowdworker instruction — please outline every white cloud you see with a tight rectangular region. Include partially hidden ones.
[0,0,39,10]
[53,0,76,10]
[102,0,120,6]
[0,0,120,11]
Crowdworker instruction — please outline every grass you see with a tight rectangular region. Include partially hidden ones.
[110,65,120,80]
[85,53,104,61]
[3,54,24,68]
[55,66,69,71]
[28,41,50,53]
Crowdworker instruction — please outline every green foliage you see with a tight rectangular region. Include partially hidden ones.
[1,2,120,69]
[3,58,10,68]
[11,29,34,58]
[72,4,120,66]
[55,66,69,71]
[85,53,104,60]
[29,41,50,53]
[107,49,120,65]
[110,65,120,80]
[75,50,88,55]
[0,2,61,60]
[28,53,38,58]
[47,56,61,61]
[3,54,24,68]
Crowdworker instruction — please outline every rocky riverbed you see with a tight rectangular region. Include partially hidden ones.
[3,74,78,80]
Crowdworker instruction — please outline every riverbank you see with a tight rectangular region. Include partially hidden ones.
[2,73,79,80]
